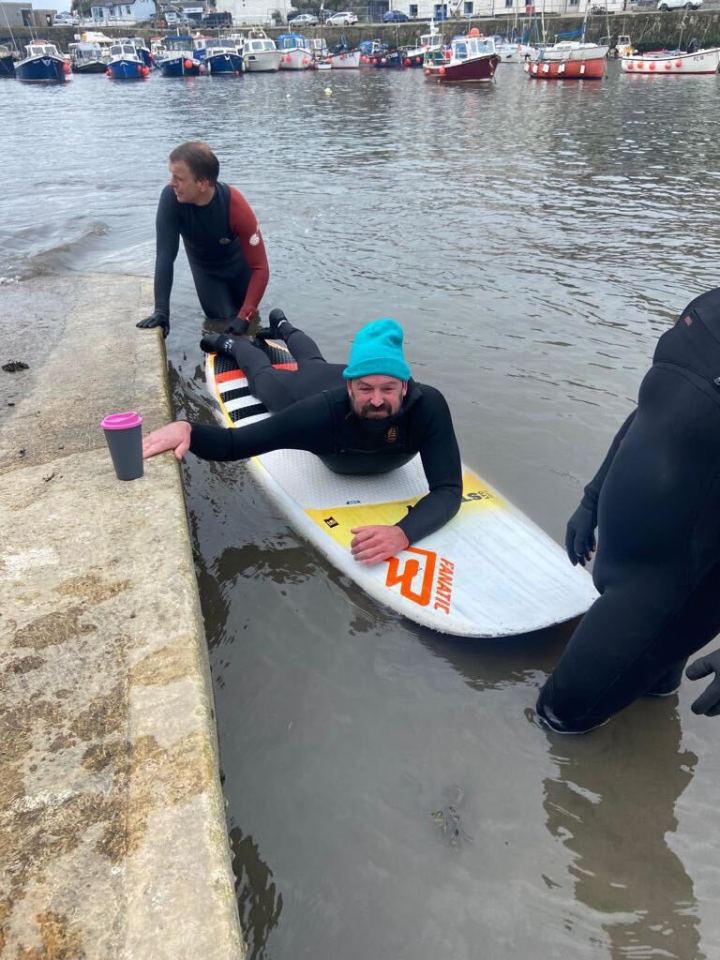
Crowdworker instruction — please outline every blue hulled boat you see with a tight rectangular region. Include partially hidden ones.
[15,42,66,83]
[203,38,243,75]
[106,41,148,79]
[157,35,201,77]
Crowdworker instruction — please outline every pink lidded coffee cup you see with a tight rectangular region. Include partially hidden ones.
[101,411,144,481]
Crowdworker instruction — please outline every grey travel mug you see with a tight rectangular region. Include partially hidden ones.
[101,411,144,481]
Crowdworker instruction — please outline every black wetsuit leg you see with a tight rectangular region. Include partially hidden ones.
[538,364,720,731]
[189,256,251,321]
[227,331,345,412]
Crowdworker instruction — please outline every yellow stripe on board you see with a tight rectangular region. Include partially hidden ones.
[304,470,502,548]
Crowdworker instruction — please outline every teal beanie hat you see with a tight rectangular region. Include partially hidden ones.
[342,318,412,381]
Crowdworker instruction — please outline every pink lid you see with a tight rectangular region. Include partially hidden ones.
[101,411,143,431]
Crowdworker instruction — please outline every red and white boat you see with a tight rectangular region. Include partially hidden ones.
[525,41,608,80]
[620,47,720,75]
[331,49,361,68]
[423,30,500,84]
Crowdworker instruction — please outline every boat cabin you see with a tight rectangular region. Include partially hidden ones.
[276,33,311,51]
[109,42,141,60]
[244,38,277,54]
[24,43,62,58]
[450,34,496,61]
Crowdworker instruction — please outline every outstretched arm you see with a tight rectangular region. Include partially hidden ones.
[143,394,335,463]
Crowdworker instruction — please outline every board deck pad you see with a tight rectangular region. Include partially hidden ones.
[206,345,598,637]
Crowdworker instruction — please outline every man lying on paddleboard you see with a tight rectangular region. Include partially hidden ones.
[142,317,462,565]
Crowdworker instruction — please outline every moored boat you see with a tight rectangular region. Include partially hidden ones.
[424,30,499,83]
[403,25,444,67]
[242,35,281,72]
[202,38,243,74]
[157,35,201,77]
[620,46,720,75]
[106,40,150,79]
[330,48,360,68]
[525,40,608,79]
[69,40,109,74]
[15,41,67,83]
[277,33,314,70]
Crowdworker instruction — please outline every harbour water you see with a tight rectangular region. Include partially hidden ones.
[3,62,720,959]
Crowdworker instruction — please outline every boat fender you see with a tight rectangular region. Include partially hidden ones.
[184,58,193,69]
[439,65,446,75]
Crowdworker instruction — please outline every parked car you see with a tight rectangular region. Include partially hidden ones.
[657,0,702,8]
[203,11,233,26]
[53,11,79,24]
[325,10,358,24]
[383,9,409,21]
[288,12,320,24]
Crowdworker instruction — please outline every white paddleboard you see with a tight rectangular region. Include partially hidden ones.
[205,345,598,637]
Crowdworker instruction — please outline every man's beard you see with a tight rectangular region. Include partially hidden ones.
[358,401,393,419]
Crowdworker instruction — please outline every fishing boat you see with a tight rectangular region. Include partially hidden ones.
[277,33,314,70]
[525,40,608,79]
[424,30,499,83]
[242,35,281,72]
[15,41,67,83]
[106,40,150,79]
[157,35,201,77]
[403,25,444,67]
[69,39,109,74]
[202,38,243,74]
[330,48,360,68]
[620,46,720,75]
[0,44,16,78]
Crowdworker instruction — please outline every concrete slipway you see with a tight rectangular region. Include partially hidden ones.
[0,275,244,958]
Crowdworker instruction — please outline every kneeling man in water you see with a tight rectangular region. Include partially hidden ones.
[143,317,462,565]
[537,287,720,733]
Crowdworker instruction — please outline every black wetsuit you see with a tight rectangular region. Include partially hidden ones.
[191,344,462,544]
[538,288,720,732]
[154,182,269,322]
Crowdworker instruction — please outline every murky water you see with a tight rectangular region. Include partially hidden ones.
[4,61,720,958]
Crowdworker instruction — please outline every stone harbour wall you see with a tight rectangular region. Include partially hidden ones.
[0,275,244,960]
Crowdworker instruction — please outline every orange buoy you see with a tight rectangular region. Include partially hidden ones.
[649,61,656,71]
[626,62,633,70]
[184,59,193,70]
[439,64,445,75]
[675,59,683,67]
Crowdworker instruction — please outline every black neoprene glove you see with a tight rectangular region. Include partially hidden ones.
[136,311,170,339]
[565,502,597,566]
[686,651,720,716]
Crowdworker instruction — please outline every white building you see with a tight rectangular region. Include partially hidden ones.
[403,0,624,17]
[90,0,157,23]
[215,0,282,25]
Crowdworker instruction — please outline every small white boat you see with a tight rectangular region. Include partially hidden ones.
[330,49,360,68]
[404,26,444,66]
[620,46,720,75]
[242,36,281,72]
[277,33,314,70]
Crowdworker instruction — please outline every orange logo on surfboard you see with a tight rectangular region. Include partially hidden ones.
[385,547,455,614]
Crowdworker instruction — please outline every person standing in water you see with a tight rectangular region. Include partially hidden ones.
[538,287,720,733]
[137,141,269,339]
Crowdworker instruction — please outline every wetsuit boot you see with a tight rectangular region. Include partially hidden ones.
[200,333,237,355]
[256,308,297,341]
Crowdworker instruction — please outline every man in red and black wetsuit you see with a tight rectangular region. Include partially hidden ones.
[137,141,269,339]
